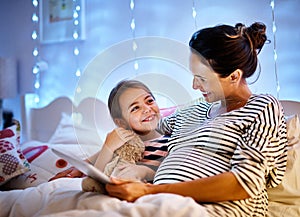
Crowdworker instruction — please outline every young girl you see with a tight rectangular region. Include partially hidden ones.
[49,80,168,184]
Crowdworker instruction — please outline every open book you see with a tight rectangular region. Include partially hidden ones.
[52,148,111,184]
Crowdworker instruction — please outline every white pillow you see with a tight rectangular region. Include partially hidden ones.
[48,113,103,147]
[268,114,300,207]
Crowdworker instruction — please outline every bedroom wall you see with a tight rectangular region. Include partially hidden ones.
[0,0,300,125]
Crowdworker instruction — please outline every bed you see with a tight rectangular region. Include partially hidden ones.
[0,96,299,217]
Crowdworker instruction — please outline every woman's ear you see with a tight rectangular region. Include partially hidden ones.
[229,69,242,83]
[114,118,128,129]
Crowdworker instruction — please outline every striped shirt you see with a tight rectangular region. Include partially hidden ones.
[138,136,168,172]
[154,94,288,217]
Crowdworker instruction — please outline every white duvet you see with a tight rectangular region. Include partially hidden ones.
[0,178,208,217]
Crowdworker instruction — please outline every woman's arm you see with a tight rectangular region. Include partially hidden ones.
[106,171,250,202]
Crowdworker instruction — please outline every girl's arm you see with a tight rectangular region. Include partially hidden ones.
[94,128,136,171]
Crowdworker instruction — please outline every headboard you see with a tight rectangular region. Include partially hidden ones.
[280,100,300,116]
[21,96,300,143]
[21,96,115,142]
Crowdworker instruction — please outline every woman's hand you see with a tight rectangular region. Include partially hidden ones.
[106,177,152,202]
[104,128,136,152]
[48,166,84,181]
[116,164,155,182]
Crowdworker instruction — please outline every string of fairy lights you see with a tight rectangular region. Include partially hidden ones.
[31,1,280,101]
[31,0,82,104]
[270,0,280,99]
[192,0,198,30]
[73,0,82,77]
[130,0,139,72]
[31,0,40,103]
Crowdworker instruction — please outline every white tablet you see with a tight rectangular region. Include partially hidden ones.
[52,149,111,184]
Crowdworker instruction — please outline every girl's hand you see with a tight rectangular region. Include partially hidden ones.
[104,128,136,152]
[106,177,152,202]
[48,166,84,181]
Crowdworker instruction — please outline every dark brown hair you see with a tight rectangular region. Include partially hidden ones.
[189,22,268,79]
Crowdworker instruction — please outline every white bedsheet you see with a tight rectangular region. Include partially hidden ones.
[0,178,208,217]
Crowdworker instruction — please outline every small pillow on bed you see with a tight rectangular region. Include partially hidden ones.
[268,114,300,215]
[48,113,103,146]
[0,124,30,186]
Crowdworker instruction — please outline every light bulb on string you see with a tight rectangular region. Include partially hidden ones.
[130,0,138,72]
[32,30,38,40]
[134,61,139,70]
[32,0,41,105]
[34,80,40,89]
[75,68,81,77]
[192,0,198,30]
[33,48,39,56]
[74,47,80,56]
[32,65,39,74]
[131,19,135,30]
[130,0,134,10]
[270,0,280,99]
[32,13,39,22]
[32,0,38,7]
[73,31,79,39]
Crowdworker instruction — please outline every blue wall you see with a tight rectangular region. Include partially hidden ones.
[1,0,300,123]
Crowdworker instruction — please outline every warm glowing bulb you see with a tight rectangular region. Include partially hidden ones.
[74,47,79,55]
[270,1,274,9]
[32,0,38,7]
[33,48,39,56]
[34,80,40,89]
[73,11,79,19]
[33,65,39,74]
[75,68,81,77]
[274,51,278,61]
[131,19,135,30]
[32,30,38,40]
[32,13,38,22]
[130,0,134,10]
[134,61,139,70]
[73,31,79,39]
[192,7,197,18]
[272,24,277,33]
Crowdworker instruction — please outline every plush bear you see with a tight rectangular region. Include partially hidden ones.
[82,131,144,193]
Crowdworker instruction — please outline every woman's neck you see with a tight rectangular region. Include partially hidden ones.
[209,86,252,118]
[222,85,252,112]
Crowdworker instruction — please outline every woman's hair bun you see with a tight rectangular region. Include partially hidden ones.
[247,22,267,51]
[235,22,267,53]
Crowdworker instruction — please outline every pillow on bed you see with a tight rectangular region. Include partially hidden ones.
[48,113,102,146]
[0,124,30,186]
[268,114,300,214]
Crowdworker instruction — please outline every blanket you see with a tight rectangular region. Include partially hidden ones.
[0,178,208,217]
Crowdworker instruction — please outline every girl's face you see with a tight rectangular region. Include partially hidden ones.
[118,88,160,135]
[189,52,229,103]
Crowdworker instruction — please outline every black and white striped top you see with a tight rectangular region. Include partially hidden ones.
[154,94,288,217]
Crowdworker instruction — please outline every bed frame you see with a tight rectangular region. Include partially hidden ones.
[21,96,115,142]
[21,96,300,143]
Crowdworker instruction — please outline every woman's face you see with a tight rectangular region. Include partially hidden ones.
[189,52,228,103]
[118,88,160,135]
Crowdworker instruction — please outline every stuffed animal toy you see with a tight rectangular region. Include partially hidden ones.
[82,131,144,193]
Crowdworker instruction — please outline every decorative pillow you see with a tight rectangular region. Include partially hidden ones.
[0,124,30,186]
[268,114,300,210]
[48,113,102,146]
[4,140,99,189]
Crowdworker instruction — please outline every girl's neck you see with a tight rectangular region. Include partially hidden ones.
[139,130,162,141]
